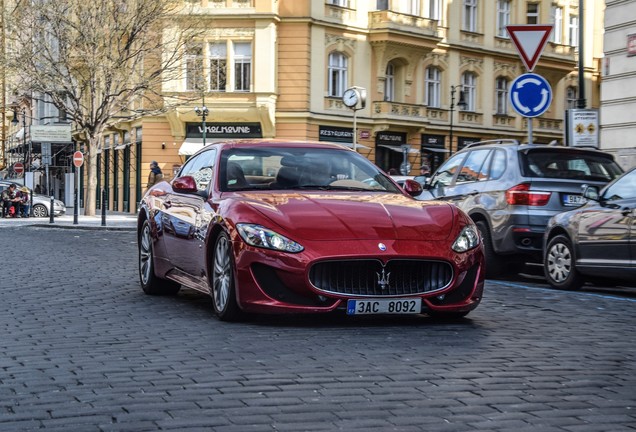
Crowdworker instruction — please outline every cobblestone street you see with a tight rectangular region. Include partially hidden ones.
[1,226,635,431]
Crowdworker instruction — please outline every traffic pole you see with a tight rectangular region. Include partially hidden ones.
[101,188,107,227]
[49,196,55,224]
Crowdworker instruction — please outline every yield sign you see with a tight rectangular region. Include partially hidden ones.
[506,25,553,72]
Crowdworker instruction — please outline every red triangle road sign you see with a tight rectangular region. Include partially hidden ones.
[506,25,553,72]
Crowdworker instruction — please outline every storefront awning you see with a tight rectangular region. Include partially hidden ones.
[179,138,205,156]
[421,146,450,153]
[15,128,25,140]
[114,144,130,150]
[378,144,420,155]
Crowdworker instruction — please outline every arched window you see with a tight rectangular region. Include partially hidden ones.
[425,67,441,108]
[461,72,477,111]
[566,86,577,109]
[384,63,395,101]
[495,77,509,114]
[328,52,348,97]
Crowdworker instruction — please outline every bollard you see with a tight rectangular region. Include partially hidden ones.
[101,188,107,227]
[73,189,78,225]
[49,196,55,224]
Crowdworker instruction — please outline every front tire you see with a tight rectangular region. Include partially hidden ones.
[211,232,242,321]
[33,204,48,218]
[544,235,583,290]
[475,221,505,279]
[138,220,181,295]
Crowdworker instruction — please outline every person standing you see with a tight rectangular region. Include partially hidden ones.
[147,161,164,189]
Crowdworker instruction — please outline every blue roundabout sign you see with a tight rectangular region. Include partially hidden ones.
[509,73,552,118]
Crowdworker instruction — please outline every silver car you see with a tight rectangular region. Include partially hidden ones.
[0,181,66,217]
[424,140,623,278]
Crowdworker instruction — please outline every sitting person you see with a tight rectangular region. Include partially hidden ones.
[1,184,21,218]
[17,186,30,217]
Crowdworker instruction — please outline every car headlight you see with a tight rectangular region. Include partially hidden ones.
[452,225,480,253]
[236,224,304,253]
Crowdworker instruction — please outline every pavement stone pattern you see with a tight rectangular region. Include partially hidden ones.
[0,226,635,431]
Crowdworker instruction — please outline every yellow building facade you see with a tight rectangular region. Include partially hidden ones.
[95,0,602,213]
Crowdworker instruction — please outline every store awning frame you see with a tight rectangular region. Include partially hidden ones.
[378,144,420,155]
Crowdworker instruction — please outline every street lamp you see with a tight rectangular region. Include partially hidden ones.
[449,85,467,153]
[194,94,209,148]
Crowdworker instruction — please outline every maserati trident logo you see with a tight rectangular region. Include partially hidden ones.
[376,268,391,290]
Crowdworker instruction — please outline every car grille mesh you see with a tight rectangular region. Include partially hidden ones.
[309,259,453,297]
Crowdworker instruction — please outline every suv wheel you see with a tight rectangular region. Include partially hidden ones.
[544,235,583,290]
[476,221,505,279]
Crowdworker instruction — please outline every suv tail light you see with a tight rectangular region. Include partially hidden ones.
[506,183,551,206]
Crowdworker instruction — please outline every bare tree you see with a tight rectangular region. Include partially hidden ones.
[6,0,199,215]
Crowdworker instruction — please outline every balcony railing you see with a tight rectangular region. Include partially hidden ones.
[373,101,427,119]
[369,10,438,38]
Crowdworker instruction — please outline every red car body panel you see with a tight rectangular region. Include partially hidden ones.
[138,140,485,318]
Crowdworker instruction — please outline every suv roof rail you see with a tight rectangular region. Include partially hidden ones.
[464,139,520,149]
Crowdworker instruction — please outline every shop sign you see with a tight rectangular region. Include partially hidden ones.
[457,137,479,150]
[421,134,445,148]
[186,122,263,138]
[565,109,599,148]
[319,126,353,143]
[376,131,406,145]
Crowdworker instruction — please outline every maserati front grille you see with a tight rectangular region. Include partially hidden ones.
[309,259,453,297]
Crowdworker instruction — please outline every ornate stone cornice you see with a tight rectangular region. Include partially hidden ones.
[325,34,356,51]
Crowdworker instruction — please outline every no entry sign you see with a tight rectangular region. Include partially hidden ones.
[13,162,24,174]
[73,151,84,168]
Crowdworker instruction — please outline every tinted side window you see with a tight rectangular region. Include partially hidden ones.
[489,149,507,180]
[456,149,491,184]
[430,152,467,188]
[602,169,636,201]
[178,148,217,191]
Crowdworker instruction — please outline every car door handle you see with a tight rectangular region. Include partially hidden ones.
[164,200,172,209]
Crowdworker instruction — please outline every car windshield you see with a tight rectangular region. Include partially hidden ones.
[219,146,401,193]
[521,149,623,182]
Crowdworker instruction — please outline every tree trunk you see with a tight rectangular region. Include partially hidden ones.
[84,136,100,216]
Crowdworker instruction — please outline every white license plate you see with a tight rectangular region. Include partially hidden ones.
[563,194,586,207]
[346,298,422,315]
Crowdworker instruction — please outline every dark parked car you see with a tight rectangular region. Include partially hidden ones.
[138,140,485,321]
[424,140,623,278]
[543,167,636,290]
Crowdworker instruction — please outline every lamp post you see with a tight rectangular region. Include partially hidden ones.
[449,85,467,153]
[194,94,209,148]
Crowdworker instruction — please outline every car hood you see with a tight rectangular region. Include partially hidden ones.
[231,192,455,241]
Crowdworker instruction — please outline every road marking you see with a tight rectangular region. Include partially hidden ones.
[489,280,636,303]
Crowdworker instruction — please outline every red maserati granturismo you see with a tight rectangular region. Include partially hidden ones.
[138,140,485,321]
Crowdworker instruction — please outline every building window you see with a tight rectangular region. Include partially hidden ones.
[569,15,579,47]
[551,6,563,44]
[526,3,539,24]
[429,0,441,20]
[234,42,252,92]
[384,63,395,101]
[397,0,420,16]
[209,43,227,91]
[495,77,508,114]
[186,45,204,91]
[461,72,476,111]
[496,0,511,38]
[425,67,441,108]
[566,86,577,109]
[327,0,350,7]
[463,0,478,32]
[328,52,348,97]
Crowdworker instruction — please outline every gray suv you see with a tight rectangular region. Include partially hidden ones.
[424,140,623,278]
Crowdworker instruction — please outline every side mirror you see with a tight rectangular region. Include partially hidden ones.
[403,179,423,197]
[172,176,198,193]
[582,184,600,201]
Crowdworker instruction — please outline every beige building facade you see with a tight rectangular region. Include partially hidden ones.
[93,0,603,213]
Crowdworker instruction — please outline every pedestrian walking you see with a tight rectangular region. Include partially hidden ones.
[147,161,164,190]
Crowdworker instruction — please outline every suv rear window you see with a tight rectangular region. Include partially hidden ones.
[520,149,623,182]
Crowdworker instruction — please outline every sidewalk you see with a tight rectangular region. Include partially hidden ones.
[0,208,137,231]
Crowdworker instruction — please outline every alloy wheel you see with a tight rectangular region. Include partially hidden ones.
[546,242,572,283]
[139,224,153,285]
[213,234,232,312]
